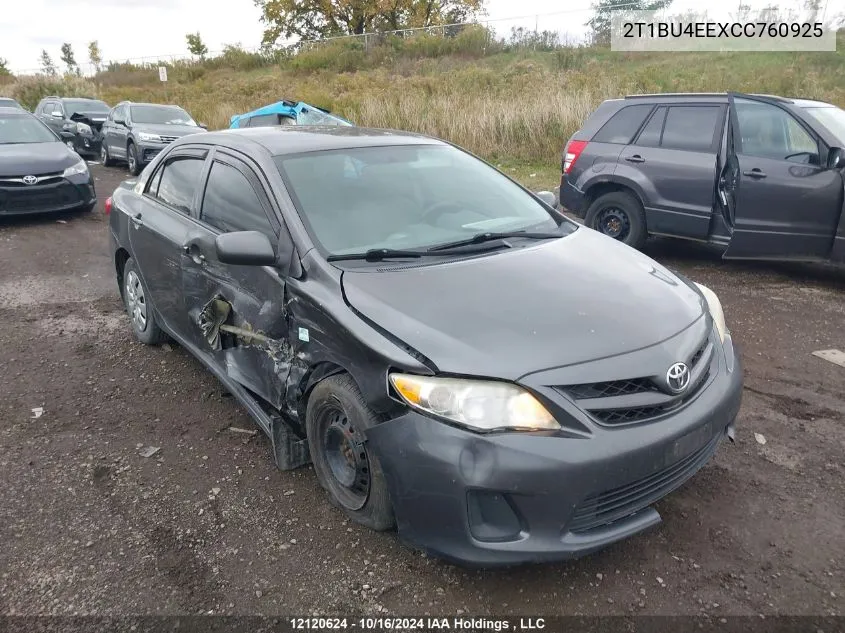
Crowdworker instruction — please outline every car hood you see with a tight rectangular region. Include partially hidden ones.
[134,123,202,137]
[0,141,79,176]
[341,228,706,381]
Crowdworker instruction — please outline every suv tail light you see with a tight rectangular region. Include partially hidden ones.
[563,139,588,176]
[104,196,112,215]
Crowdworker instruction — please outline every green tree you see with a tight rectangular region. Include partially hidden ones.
[0,58,11,76]
[586,0,673,46]
[39,50,57,76]
[186,32,209,58]
[255,0,485,45]
[60,42,79,75]
[88,41,103,73]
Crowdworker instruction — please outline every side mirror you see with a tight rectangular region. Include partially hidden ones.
[114,118,126,126]
[198,122,208,130]
[536,190,558,208]
[827,147,845,170]
[215,231,276,266]
[51,111,63,118]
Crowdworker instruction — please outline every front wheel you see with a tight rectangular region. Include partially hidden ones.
[584,191,647,250]
[306,374,394,531]
[127,142,142,176]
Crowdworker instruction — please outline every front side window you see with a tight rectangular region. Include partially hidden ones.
[275,144,562,256]
[200,162,274,235]
[735,99,818,163]
[661,106,722,152]
[153,157,205,214]
[130,105,196,126]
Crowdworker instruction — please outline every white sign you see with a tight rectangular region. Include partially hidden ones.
[158,66,168,82]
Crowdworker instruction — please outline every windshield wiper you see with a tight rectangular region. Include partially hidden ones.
[427,230,561,252]
[326,248,427,262]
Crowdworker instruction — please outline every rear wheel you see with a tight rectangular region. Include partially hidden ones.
[585,191,647,249]
[101,142,115,167]
[306,374,394,531]
[127,142,141,176]
[122,258,167,345]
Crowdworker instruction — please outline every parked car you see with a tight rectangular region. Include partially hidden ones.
[0,97,24,110]
[560,92,845,263]
[101,102,205,176]
[108,126,742,566]
[34,96,110,157]
[230,100,353,128]
[0,107,96,216]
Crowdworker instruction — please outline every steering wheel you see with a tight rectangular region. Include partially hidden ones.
[420,201,465,225]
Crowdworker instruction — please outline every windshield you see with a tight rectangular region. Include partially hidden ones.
[0,115,58,144]
[64,99,110,114]
[131,105,196,126]
[275,144,561,256]
[0,98,22,109]
[297,107,352,127]
[802,106,845,144]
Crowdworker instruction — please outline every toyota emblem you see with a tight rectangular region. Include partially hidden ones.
[666,362,690,394]
[22,175,37,185]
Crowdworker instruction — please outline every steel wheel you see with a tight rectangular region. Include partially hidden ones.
[125,270,147,331]
[127,145,137,173]
[319,402,370,511]
[101,145,108,163]
[595,206,631,240]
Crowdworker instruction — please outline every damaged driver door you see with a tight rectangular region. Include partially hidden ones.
[181,150,292,409]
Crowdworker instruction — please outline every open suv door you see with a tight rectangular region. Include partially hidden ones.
[720,92,844,261]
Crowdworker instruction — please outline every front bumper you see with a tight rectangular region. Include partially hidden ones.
[71,134,102,157]
[367,336,742,566]
[137,141,169,165]
[0,175,96,216]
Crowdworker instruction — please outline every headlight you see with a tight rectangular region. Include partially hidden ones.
[389,374,559,432]
[62,158,89,178]
[62,122,77,132]
[75,122,92,135]
[694,283,727,343]
[138,132,161,142]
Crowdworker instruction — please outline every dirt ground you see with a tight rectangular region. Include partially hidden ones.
[0,163,843,619]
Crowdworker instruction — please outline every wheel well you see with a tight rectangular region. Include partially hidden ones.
[295,362,347,423]
[115,248,130,297]
[584,182,644,211]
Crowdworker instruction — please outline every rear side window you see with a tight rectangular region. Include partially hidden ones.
[592,104,653,144]
[247,113,281,127]
[635,106,666,147]
[154,157,205,214]
[201,161,275,235]
[661,106,722,152]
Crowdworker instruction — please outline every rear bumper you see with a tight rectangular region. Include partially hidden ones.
[559,177,587,216]
[367,337,742,566]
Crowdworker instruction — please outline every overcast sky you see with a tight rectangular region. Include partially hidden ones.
[1,0,829,73]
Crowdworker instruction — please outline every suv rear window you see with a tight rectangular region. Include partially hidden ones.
[592,104,653,144]
[661,106,722,152]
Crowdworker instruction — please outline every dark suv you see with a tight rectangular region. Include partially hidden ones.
[35,96,111,157]
[560,92,845,263]
[100,101,204,175]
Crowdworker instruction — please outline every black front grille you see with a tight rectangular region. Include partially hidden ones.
[559,336,713,427]
[159,135,179,143]
[0,181,81,212]
[567,378,656,400]
[568,434,720,533]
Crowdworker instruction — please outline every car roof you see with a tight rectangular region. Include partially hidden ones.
[188,126,444,156]
[622,92,836,108]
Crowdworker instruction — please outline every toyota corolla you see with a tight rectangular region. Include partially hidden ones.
[108,126,742,566]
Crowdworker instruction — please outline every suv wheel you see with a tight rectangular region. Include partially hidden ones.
[101,143,115,167]
[306,374,394,531]
[127,142,141,176]
[585,191,647,249]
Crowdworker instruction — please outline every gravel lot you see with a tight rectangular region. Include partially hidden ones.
[0,163,843,618]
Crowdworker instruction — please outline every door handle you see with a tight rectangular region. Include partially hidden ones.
[742,169,767,179]
[131,212,143,227]
[625,155,645,163]
[182,244,206,265]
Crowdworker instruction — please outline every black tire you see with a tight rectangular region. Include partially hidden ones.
[127,141,142,176]
[306,374,394,531]
[584,191,647,250]
[121,257,167,345]
[101,142,115,167]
